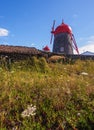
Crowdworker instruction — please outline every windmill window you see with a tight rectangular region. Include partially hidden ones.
[60,47,64,52]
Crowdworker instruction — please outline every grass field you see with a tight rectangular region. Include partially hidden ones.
[0,57,94,130]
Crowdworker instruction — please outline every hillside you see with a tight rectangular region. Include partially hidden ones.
[0,57,94,130]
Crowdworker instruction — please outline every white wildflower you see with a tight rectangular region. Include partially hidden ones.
[77,112,81,116]
[81,72,88,76]
[21,104,36,118]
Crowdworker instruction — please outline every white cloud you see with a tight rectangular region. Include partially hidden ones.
[79,43,94,54]
[31,43,35,46]
[0,28,9,36]
[73,35,94,54]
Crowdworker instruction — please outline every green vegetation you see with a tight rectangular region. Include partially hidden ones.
[0,57,94,130]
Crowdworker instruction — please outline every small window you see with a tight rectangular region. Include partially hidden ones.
[60,47,64,52]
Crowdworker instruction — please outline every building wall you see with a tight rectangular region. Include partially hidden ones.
[53,33,73,54]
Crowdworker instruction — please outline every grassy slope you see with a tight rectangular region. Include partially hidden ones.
[0,57,94,130]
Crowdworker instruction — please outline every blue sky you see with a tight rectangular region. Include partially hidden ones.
[0,0,94,53]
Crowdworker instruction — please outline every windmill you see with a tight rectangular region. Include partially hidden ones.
[51,21,79,54]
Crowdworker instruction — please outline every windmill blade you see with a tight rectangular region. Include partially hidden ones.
[72,34,79,54]
[50,20,55,44]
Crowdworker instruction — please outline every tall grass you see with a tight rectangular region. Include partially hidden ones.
[0,57,94,130]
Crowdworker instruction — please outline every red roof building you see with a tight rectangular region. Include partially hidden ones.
[43,45,50,52]
[51,23,72,35]
[51,22,79,54]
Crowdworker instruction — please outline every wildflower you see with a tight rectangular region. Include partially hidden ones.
[21,104,36,118]
[77,112,81,117]
[81,72,88,76]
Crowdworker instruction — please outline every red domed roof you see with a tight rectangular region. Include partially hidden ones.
[51,23,72,35]
[43,45,50,51]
